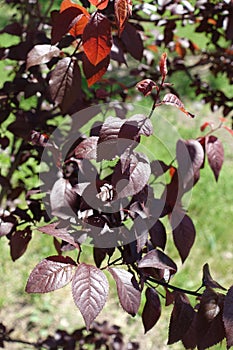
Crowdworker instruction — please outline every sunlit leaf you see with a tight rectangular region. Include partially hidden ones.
[83,53,110,87]
[83,12,112,66]
[88,0,109,10]
[114,0,132,36]
[206,135,224,181]
[162,93,195,118]
[108,267,141,316]
[26,256,76,293]
[26,45,61,70]
[72,263,109,329]
[138,248,177,274]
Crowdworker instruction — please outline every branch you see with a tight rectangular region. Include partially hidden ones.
[148,277,202,297]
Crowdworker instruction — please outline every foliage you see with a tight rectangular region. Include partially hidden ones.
[0,0,233,349]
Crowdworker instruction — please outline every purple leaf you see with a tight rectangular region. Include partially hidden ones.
[176,139,204,191]
[138,249,177,275]
[170,211,196,263]
[72,263,109,330]
[38,222,80,249]
[49,57,81,113]
[112,151,151,198]
[26,256,76,293]
[168,292,195,345]
[223,285,233,348]
[10,227,32,261]
[50,177,78,220]
[142,287,161,333]
[149,220,167,250]
[121,23,143,61]
[202,263,226,290]
[26,44,61,70]
[108,267,141,316]
[206,135,224,181]
[74,136,98,159]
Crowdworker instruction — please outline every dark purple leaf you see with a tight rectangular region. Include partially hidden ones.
[202,263,226,290]
[10,227,32,261]
[176,139,204,191]
[121,23,143,60]
[49,57,81,113]
[38,222,80,249]
[142,287,161,333]
[74,136,98,160]
[108,267,141,316]
[149,220,167,250]
[26,256,76,293]
[196,288,225,349]
[206,135,224,181]
[119,114,153,139]
[223,285,233,348]
[72,263,109,329]
[138,249,177,275]
[26,45,61,70]
[150,160,170,178]
[112,151,151,198]
[170,211,196,263]
[51,7,83,45]
[134,217,148,253]
[50,177,78,220]
[168,292,195,345]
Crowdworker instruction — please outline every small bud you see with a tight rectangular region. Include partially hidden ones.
[136,79,157,96]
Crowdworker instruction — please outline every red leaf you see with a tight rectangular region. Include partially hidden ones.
[142,287,161,333]
[49,57,82,113]
[159,52,168,82]
[168,292,195,345]
[136,79,157,96]
[206,135,224,181]
[162,93,195,118]
[74,136,98,159]
[170,211,196,263]
[88,0,109,10]
[223,286,233,348]
[83,53,110,87]
[176,139,204,191]
[60,0,89,36]
[200,121,214,132]
[38,222,80,250]
[108,267,141,316]
[114,0,132,36]
[224,125,233,136]
[26,256,76,293]
[10,227,32,261]
[83,12,112,66]
[72,263,109,329]
[121,22,143,61]
[26,45,61,70]
[138,249,177,275]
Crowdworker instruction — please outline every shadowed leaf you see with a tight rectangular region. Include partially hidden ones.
[10,227,32,261]
[202,263,226,290]
[72,263,109,329]
[121,22,143,60]
[138,249,177,275]
[206,135,224,181]
[149,220,167,250]
[108,267,141,316]
[223,286,233,348]
[168,292,195,345]
[49,57,81,112]
[142,287,161,333]
[26,256,76,293]
[74,136,98,159]
[170,211,196,263]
